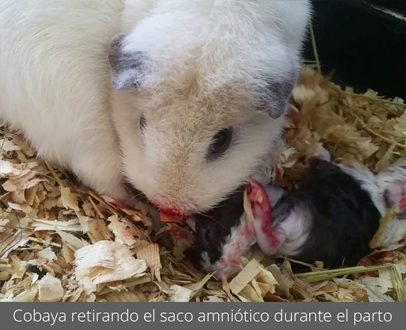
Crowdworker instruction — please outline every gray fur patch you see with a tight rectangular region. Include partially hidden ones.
[109,34,149,90]
[259,68,299,119]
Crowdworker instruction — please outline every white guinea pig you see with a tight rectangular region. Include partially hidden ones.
[0,0,311,216]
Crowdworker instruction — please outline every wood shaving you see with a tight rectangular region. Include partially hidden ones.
[135,243,162,281]
[38,273,64,302]
[229,259,262,295]
[75,241,147,287]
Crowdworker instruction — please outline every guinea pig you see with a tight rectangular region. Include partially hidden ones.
[0,1,311,216]
[186,158,406,279]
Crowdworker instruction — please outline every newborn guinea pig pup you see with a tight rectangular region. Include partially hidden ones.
[0,1,311,217]
[186,159,406,279]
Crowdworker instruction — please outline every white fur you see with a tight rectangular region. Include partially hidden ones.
[252,204,312,257]
[204,219,256,279]
[339,161,406,247]
[0,0,311,213]
[0,0,128,199]
[274,206,312,256]
[376,160,406,201]
[382,219,406,247]
[265,185,286,207]
[338,163,387,216]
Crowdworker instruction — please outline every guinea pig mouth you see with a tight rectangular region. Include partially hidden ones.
[155,205,183,216]
[154,204,188,223]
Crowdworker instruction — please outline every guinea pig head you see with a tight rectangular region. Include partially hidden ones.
[184,187,246,269]
[108,4,304,215]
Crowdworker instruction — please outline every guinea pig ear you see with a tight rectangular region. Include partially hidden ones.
[259,68,299,119]
[109,34,149,90]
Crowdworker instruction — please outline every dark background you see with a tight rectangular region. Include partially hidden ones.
[304,0,405,99]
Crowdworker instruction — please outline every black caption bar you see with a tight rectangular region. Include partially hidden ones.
[0,302,403,330]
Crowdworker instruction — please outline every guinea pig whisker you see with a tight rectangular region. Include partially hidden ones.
[198,212,228,230]
[124,192,146,206]
[217,200,235,208]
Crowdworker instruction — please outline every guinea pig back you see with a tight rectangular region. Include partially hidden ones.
[278,159,381,268]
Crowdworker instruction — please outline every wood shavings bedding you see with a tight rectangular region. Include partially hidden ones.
[75,241,147,288]
[0,67,405,302]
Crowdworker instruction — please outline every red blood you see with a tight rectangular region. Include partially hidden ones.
[290,156,299,163]
[161,207,183,216]
[168,225,188,240]
[399,196,406,210]
[373,251,394,259]
[246,182,253,194]
[358,258,377,276]
[250,181,273,232]
[154,202,184,216]
[247,180,281,248]
[160,212,185,223]
[230,259,238,265]
[358,257,371,267]
[111,199,136,211]
[276,168,283,179]
[230,251,239,264]
[239,225,254,238]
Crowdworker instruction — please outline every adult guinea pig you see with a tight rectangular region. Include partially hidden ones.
[185,158,406,279]
[0,0,311,216]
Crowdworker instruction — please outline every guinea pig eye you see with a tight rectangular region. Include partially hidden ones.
[208,128,233,160]
[140,115,146,132]
[205,229,212,242]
